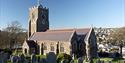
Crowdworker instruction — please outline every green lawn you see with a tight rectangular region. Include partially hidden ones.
[93,58,124,63]
[36,54,46,59]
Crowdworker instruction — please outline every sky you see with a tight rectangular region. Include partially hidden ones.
[0,0,125,30]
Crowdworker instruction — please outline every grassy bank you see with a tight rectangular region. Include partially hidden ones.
[93,58,124,63]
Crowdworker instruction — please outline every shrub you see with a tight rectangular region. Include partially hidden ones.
[56,53,72,63]
[3,48,12,55]
[98,52,109,57]
[36,54,46,59]
[56,53,64,63]
[109,48,119,52]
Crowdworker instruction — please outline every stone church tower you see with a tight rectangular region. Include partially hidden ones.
[28,4,49,37]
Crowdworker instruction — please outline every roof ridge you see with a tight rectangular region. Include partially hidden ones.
[48,28,90,31]
[36,31,74,33]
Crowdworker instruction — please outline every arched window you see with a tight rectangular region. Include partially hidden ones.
[60,43,64,52]
[50,43,54,51]
[44,45,47,50]
[43,43,47,50]
[50,46,54,51]
[60,47,64,52]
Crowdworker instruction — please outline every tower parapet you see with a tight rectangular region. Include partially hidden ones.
[28,1,49,38]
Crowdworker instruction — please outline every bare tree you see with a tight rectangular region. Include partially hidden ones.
[2,21,27,49]
[109,27,125,57]
[0,31,9,48]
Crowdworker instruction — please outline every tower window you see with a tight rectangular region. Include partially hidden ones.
[42,15,45,19]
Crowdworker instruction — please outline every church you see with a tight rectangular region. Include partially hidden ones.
[22,2,98,59]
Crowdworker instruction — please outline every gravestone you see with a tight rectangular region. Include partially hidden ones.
[40,58,47,63]
[17,55,22,63]
[97,60,101,63]
[10,55,14,62]
[122,47,125,58]
[70,60,74,63]
[101,60,104,63]
[20,54,26,63]
[0,52,4,63]
[11,55,19,63]
[72,54,75,60]
[46,52,56,63]
[61,59,68,63]
[37,56,40,63]
[109,61,112,63]
[77,57,83,63]
[31,54,36,63]
[2,53,9,63]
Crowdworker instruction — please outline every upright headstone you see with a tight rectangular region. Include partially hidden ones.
[70,60,74,63]
[31,54,36,63]
[97,59,101,63]
[10,55,14,63]
[72,54,75,60]
[41,58,47,63]
[3,53,9,63]
[101,60,104,63]
[46,52,56,63]
[77,57,83,63]
[11,55,19,63]
[109,61,112,63]
[20,54,26,63]
[61,59,68,63]
[37,56,40,63]
[61,59,64,63]
[0,52,4,63]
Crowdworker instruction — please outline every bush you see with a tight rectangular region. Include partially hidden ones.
[109,48,119,52]
[56,53,64,63]
[3,48,12,55]
[73,59,77,63]
[0,49,3,52]
[56,53,72,63]
[36,54,46,59]
[98,52,109,57]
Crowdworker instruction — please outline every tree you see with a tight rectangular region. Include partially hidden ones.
[0,31,9,48]
[1,21,27,49]
[109,27,125,57]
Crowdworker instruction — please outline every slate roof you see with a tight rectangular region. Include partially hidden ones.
[29,28,90,42]
[47,28,90,35]
[29,30,75,41]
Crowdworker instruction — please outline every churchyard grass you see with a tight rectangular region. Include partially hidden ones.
[73,59,77,63]
[36,54,46,59]
[93,58,124,63]
[7,60,12,63]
